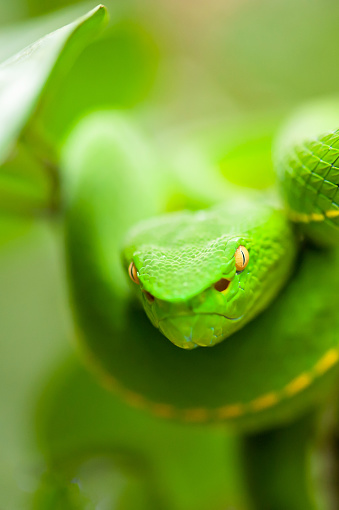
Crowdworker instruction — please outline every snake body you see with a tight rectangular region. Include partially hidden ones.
[61,105,339,424]
[61,105,339,508]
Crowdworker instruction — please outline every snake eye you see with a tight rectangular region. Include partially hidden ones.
[235,246,249,272]
[128,262,139,284]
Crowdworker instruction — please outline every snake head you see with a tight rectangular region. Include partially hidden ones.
[122,199,296,349]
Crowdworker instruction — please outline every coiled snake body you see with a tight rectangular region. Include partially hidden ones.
[63,101,339,509]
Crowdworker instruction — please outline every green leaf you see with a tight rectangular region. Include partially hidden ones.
[0,2,99,63]
[0,4,108,166]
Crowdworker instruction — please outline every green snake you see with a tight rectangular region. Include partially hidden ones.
[61,103,339,509]
[62,102,339,420]
[121,101,339,350]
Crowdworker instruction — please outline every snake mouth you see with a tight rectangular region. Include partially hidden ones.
[157,313,243,349]
[158,312,242,323]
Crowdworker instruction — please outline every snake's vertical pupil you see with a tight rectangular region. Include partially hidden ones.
[128,262,140,284]
[235,246,249,272]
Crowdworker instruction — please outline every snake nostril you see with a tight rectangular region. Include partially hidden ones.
[214,278,230,293]
[143,290,155,303]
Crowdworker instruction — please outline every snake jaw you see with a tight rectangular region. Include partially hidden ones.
[139,273,248,346]
[157,313,244,349]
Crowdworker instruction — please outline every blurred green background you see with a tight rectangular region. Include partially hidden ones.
[2,0,339,508]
